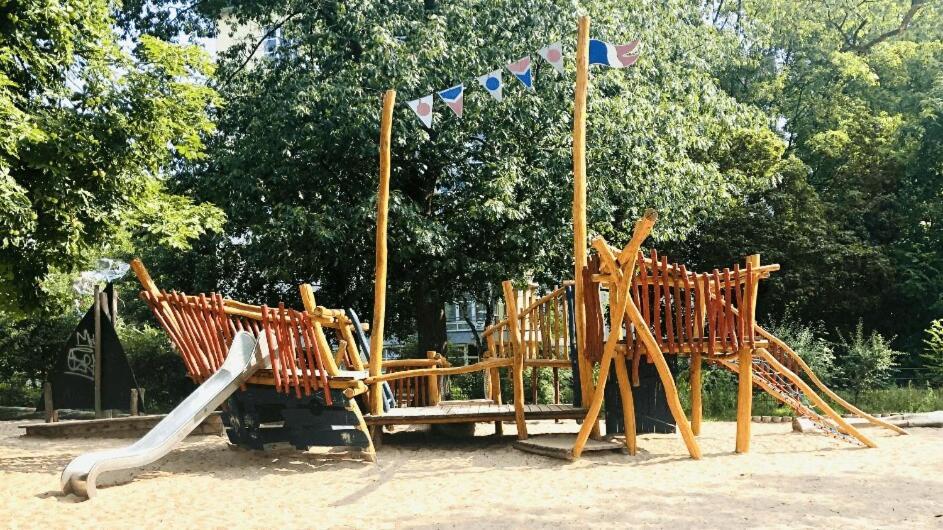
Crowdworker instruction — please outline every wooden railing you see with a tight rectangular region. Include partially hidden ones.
[481,282,576,405]
[604,250,781,359]
[482,282,574,366]
[381,352,450,407]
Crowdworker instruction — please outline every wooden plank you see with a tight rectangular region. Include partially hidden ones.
[363,404,586,426]
[515,434,624,461]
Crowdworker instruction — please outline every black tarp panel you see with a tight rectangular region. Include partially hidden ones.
[41,283,144,412]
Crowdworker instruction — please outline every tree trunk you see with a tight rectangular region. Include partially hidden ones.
[415,286,447,357]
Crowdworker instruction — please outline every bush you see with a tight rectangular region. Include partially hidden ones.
[118,323,195,413]
[835,320,903,400]
[837,383,943,414]
[0,311,77,406]
[921,320,943,384]
[766,313,836,383]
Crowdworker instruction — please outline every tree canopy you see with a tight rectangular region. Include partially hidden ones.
[2,0,941,369]
[680,0,943,360]
[157,0,783,352]
[0,0,224,314]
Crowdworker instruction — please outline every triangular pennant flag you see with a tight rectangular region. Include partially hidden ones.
[407,94,434,128]
[538,42,565,74]
[437,84,464,118]
[477,70,504,101]
[588,39,640,68]
[506,56,534,90]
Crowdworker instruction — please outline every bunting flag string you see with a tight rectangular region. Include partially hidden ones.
[538,42,565,74]
[403,36,639,127]
[437,84,464,118]
[506,56,534,90]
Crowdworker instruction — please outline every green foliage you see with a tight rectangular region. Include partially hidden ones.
[688,0,943,360]
[0,0,224,314]
[0,310,76,405]
[158,0,784,350]
[766,313,836,383]
[837,382,943,414]
[118,322,195,412]
[835,321,904,399]
[921,319,943,383]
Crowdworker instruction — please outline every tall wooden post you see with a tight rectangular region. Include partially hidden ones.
[130,388,139,416]
[370,89,396,417]
[111,285,118,325]
[93,284,103,418]
[43,382,58,423]
[736,254,760,453]
[573,15,596,429]
[690,352,702,436]
[426,350,440,406]
[502,280,528,439]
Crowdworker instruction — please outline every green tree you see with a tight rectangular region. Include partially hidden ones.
[162,0,784,353]
[684,0,943,360]
[0,0,224,314]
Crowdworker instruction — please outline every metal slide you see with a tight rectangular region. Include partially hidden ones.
[60,331,265,499]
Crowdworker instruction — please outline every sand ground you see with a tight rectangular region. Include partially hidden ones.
[1,419,941,529]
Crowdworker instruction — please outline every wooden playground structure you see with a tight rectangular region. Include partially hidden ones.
[132,16,907,461]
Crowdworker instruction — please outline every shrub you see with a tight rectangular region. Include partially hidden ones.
[921,320,943,384]
[0,311,77,406]
[835,320,903,400]
[766,313,836,383]
[118,323,195,412]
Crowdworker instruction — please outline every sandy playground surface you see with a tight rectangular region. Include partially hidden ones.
[1,419,941,529]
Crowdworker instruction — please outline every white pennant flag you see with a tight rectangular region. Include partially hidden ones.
[477,70,504,101]
[538,42,565,74]
[407,94,434,128]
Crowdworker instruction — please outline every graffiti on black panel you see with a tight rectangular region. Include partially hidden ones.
[65,330,96,381]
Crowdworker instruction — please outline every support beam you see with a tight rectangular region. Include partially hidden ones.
[613,356,637,454]
[572,239,631,458]
[691,352,702,436]
[736,254,760,453]
[502,280,528,439]
[369,89,396,416]
[94,284,102,418]
[624,300,702,459]
[426,350,440,406]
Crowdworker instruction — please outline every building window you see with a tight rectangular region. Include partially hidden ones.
[262,27,283,58]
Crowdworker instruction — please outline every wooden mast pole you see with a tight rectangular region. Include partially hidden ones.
[573,15,596,428]
[370,89,396,417]
[735,254,759,452]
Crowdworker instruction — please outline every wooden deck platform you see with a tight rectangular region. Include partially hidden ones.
[364,402,587,426]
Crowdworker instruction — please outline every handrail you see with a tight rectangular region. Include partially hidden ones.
[756,325,908,436]
[484,283,573,364]
[382,357,451,369]
[366,358,513,384]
